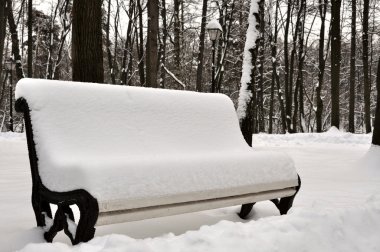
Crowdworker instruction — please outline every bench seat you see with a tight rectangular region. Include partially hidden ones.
[15,78,300,243]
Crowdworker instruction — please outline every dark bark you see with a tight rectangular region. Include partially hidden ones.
[195,0,208,92]
[121,2,134,85]
[348,0,356,133]
[257,0,264,132]
[372,58,380,145]
[72,0,104,83]
[106,0,116,84]
[146,0,159,88]
[159,0,168,88]
[362,0,371,133]
[0,0,7,82]
[136,0,145,86]
[330,0,341,129]
[316,0,327,132]
[173,0,180,70]
[7,0,25,80]
[284,0,292,132]
[27,0,32,77]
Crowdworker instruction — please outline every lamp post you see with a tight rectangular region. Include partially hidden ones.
[4,58,14,132]
[206,19,222,93]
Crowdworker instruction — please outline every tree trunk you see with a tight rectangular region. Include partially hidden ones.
[348,0,356,133]
[330,0,341,129]
[7,0,25,80]
[372,57,380,145]
[237,0,262,146]
[72,0,104,83]
[136,0,145,86]
[0,0,7,82]
[106,0,116,84]
[146,0,159,88]
[257,0,264,132]
[284,0,292,132]
[195,0,208,92]
[159,0,168,88]
[173,0,180,71]
[316,0,327,132]
[27,0,32,77]
[362,0,371,133]
[120,2,134,85]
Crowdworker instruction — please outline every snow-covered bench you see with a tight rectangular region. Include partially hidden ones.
[15,79,301,245]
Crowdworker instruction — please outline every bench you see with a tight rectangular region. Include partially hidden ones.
[15,78,301,245]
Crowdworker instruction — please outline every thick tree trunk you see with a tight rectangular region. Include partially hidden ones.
[72,0,104,83]
[146,0,159,88]
[330,0,341,129]
[372,57,380,145]
[362,0,371,133]
[7,0,24,80]
[195,0,208,92]
[237,0,262,146]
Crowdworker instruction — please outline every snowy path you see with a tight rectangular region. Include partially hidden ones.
[0,131,379,251]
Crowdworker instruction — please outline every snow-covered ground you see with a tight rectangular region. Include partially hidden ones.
[1,129,380,252]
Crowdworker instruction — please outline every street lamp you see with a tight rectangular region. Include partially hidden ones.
[206,19,222,93]
[4,58,14,132]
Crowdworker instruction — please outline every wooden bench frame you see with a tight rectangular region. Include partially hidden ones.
[16,97,301,245]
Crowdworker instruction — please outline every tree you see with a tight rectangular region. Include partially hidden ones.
[373,58,380,145]
[195,0,208,92]
[146,0,159,88]
[348,0,356,133]
[0,0,7,82]
[72,0,103,83]
[362,0,371,133]
[237,0,262,146]
[27,0,33,78]
[316,0,327,132]
[330,0,341,129]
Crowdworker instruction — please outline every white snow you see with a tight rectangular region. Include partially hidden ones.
[1,129,379,251]
[236,0,260,121]
[15,79,297,213]
[205,19,222,31]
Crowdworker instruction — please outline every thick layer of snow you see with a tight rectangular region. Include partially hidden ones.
[236,0,260,120]
[15,79,297,212]
[205,19,222,31]
[1,130,379,251]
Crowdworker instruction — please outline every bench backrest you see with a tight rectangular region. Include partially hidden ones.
[15,79,249,159]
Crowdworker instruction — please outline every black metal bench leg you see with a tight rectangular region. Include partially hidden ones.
[73,193,99,245]
[272,175,302,215]
[238,203,256,219]
[32,189,52,227]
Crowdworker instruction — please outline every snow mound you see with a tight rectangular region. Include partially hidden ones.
[18,200,380,252]
[253,129,371,147]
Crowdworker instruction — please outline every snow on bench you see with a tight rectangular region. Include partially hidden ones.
[15,78,300,245]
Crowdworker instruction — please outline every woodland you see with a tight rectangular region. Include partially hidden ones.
[0,0,379,143]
